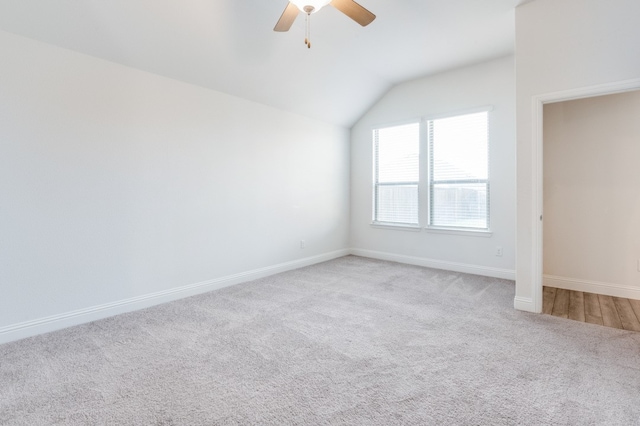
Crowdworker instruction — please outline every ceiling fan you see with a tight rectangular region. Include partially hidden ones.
[274,0,375,48]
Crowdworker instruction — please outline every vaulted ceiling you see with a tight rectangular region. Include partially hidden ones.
[0,0,528,127]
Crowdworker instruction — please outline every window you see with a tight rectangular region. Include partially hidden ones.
[428,111,489,230]
[372,110,490,231]
[373,122,420,225]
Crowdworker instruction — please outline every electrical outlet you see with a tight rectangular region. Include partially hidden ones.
[637,259,640,272]
[300,240,306,249]
[496,246,503,257]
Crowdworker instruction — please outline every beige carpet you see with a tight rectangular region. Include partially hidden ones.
[1,255,639,425]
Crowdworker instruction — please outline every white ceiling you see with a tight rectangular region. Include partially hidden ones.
[0,0,526,127]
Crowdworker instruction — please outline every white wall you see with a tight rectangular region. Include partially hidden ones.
[515,0,640,311]
[350,56,516,278]
[543,91,640,299]
[0,30,350,342]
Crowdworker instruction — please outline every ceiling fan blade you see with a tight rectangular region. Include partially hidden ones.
[330,0,376,27]
[274,2,300,32]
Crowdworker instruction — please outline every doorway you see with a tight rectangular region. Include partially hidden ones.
[530,78,640,315]
[541,89,640,331]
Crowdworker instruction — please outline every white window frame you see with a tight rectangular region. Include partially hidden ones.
[371,107,492,234]
[426,109,491,232]
[372,120,421,228]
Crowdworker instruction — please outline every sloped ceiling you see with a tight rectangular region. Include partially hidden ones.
[0,0,527,127]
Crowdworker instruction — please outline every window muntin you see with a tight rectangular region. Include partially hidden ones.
[373,123,420,225]
[428,111,489,230]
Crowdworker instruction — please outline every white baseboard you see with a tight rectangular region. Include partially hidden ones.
[0,248,518,345]
[0,249,350,345]
[349,248,516,280]
[514,296,537,313]
[543,274,640,301]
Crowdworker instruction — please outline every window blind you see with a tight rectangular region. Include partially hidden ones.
[373,123,420,225]
[428,111,489,229]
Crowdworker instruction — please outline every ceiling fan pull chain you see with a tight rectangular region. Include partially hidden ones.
[308,13,311,48]
[304,12,311,48]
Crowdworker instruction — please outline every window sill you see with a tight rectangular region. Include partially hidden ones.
[424,227,493,237]
[370,222,422,232]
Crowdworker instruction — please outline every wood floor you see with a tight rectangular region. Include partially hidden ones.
[543,287,640,332]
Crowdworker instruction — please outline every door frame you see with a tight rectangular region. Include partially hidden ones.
[530,78,640,313]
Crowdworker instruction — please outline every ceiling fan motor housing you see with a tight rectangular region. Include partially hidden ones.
[290,0,331,13]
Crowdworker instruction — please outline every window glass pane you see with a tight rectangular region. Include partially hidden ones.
[376,184,418,224]
[374,122,420,225]
[431,183,488,229]
[431,112,488,181]
[429,111,489,230]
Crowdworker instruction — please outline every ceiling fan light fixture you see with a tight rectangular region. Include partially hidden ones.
[289,0,331,13]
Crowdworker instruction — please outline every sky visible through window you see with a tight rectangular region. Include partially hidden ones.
[431,112,488,181]
[376,123,419,183]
